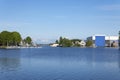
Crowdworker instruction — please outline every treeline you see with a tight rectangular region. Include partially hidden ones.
[55,37,93,47]
[56,37,73,47]
[55,37,82,47]
[0,31,32,46]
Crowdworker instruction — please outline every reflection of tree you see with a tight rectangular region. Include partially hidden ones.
[118,52,120,71]
[0,57,21,71]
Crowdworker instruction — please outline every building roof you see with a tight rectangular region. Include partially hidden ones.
[88,35,119,40]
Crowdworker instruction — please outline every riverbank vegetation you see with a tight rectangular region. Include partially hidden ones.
[55,37,93,47]
[55,37,86,47]
[0,30,32,47]
[85,40,93,47]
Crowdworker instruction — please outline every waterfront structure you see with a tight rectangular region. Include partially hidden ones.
[87,35,119,47]
[71,40,86,47]
[50,43,59,47]
[80,40,86,47]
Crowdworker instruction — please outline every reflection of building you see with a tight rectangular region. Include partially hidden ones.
[87,35,119,47]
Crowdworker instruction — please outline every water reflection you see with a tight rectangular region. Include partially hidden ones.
[32,48,119,66]
[26,48,120,73]
[118,51,120,71]
[23,48,120,80]
[0,49,21,72]
[0,58,20,71]
[0,48,120,80]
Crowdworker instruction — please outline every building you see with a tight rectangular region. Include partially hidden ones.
[50,43,59,47]
[71,40,86,47]
[80,40,86,47]
[87,35,119,47]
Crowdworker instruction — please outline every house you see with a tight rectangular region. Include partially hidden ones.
[80,40,86,47]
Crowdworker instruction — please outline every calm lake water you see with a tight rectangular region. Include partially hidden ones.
[0,47,120,80]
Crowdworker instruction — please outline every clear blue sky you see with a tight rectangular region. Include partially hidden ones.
[0,0,120,43]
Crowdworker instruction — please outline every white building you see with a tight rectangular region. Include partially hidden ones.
[80,40,86,47]
[50,43,59,47]
[87,35,119,47]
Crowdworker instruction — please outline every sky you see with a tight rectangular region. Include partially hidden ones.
[0,0,120,43]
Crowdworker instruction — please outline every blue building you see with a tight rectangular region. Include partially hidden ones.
[87,35,119,47]
[95,36,105,47]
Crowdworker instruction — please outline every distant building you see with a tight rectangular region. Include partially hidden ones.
[87,35,119,47]
[32,42,37,47]
[80,40,86,47]
[71,40,86,47]
[50,43,59,47]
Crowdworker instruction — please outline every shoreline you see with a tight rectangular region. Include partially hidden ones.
[0,46,119,49]
[0,46,42,49]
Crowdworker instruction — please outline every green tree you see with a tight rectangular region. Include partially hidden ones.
[55,40,59,44]
[11,31,22,46]
[86,40,93,47]
[57,37,72,47]
[59,36,63,45]
[0,31,22,46]
[25,36,32,44]
[71,39,81,42]
[0,31,11,46]
[62,38,72,47]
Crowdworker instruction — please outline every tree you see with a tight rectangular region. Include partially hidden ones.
[71,39,81,42]
[86,40,93,47]
[57,37,72,47]
[11,31,22,46]
[24,36,32,44]
[59,36,63,45]
[0,31,11,46]
[62,38,72,47]
[55,40,59,44]
[0,31,22,46]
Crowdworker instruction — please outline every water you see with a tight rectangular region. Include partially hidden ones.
[0,47,120,80]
